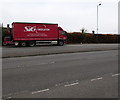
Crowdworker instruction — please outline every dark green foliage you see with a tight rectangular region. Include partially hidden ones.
[67,32,119,44]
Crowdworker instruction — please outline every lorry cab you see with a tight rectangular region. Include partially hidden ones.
[3,36,14,46]
[58,27,67,46]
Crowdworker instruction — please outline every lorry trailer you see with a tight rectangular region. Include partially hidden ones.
[3,22,67,47]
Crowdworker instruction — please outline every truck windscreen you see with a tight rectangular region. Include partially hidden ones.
[62,31,67,36]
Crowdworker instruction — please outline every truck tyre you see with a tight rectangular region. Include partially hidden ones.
[58,41,64,46]
[2,42,7,46]
[21,42,27,47]
[15,42,19,47]
[29,41,35,47]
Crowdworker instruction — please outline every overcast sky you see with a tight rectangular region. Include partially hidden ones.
[1,0,119,34]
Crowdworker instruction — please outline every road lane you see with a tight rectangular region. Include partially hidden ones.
[12,74,118,98]
[3,50,118,98]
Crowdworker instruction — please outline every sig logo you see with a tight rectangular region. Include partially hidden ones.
[24,26,36,32]
[24,25,50,33]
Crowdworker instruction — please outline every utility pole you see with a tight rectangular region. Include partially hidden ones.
[97,3,101,43]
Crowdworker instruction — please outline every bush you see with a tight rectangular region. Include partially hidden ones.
[67,32,119,44]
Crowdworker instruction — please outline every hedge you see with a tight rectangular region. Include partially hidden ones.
[67,32,119,44]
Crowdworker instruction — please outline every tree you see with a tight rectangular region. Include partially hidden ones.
[80,27,88,33]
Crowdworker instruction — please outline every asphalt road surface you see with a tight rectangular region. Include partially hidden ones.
[2,50,118,99]
[2,44,118,58]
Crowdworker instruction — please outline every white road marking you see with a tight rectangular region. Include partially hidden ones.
[91,77,103,81]
[71,80,79,83]
[55,80,79,87]
[97,77,103,80]
[55,84,61,86]
[51,61,55,64]
[112,73,120,77]
[31,89,49,94]
[64,82,79,87]
[8,97,12,99]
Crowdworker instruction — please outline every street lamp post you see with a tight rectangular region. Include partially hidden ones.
[97,3,101,43]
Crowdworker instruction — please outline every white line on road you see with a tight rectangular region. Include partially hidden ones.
[64,82,79,87]
[51,61,55,64]
[112,73,120,77]
[97,77,103,80]
[55,80,79,87]
[55,83,61,86]
[31,89,49,94]
[71,80,79,83]
[91,77,103,81]
[8,97,12,99]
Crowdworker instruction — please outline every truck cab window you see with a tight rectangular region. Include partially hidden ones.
[62,31,67,35]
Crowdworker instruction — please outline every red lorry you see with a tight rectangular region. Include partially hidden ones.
[3,22,67,47]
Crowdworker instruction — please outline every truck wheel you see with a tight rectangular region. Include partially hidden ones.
[29,41,35,47]
[2,42,7,46]
[58,41,64,46]
[15,42,19,47]
[21,42,27,47]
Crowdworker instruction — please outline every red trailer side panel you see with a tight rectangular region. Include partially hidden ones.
[13,23,59,41]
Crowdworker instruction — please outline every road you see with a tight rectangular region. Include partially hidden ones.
[2,44,118,58]
[2,50,118,99]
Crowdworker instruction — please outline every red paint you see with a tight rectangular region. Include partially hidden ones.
[13,22,59,41]
[3,22,67,46]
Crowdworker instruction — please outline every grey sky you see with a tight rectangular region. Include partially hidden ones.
[1,0,119,34]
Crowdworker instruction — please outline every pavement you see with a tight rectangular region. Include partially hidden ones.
[2,44,118,58]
